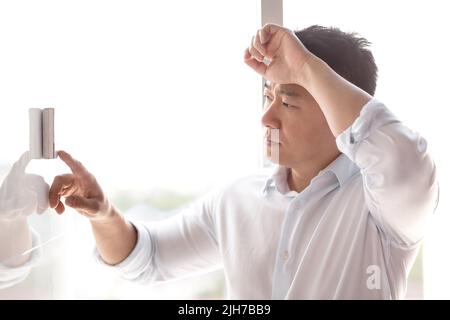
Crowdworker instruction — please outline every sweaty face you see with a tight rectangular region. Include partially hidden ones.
[261,81,338,169]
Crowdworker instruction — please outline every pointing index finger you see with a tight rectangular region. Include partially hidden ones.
[57,150,88,175]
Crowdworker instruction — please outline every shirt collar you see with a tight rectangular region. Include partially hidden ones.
[261,153,359,196]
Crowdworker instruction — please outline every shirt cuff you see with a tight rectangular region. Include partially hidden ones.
[336,98,399,162]
[92,220,155,280]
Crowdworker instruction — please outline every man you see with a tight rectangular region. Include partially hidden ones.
[0,152,47,289]
[48,24,438,299]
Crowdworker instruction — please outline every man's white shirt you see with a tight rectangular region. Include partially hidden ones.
[95,99,439,299]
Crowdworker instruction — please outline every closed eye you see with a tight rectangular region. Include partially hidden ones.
[282,102,296,109]
[264,94,297,109]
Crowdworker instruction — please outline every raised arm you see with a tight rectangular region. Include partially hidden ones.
[244,23,371,137]
[245,23,439,245]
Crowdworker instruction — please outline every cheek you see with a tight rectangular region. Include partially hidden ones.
[283,117,315,143]
[283,117,327,152]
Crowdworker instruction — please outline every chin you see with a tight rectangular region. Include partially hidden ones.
[265,146,288,166]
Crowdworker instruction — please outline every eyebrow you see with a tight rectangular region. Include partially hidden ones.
[264,82,300,97]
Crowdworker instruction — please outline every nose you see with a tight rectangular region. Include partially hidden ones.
[261,100,280,130]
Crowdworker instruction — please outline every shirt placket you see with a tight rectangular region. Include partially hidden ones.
[271,188,311,299]
[271,173,339,299]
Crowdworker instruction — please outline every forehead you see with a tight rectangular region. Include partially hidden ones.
[264,81,306,95]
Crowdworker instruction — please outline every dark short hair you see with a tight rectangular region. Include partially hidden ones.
[295,25,378,96]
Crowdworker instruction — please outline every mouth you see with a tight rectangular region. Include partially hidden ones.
[265,138,280,145]
[264,131,281,145]
[264,132,281,144]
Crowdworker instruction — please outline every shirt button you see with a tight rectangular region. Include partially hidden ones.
[350,132,356,144]
[282,250,289,262]
[417,136,427,153]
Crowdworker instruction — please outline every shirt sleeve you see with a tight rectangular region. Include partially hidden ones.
[93,190,222,284]
[336,98,439,247]
[0,228,42,289]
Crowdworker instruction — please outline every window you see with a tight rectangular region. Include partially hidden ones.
[0,0,260,299]
[2,0,447,300]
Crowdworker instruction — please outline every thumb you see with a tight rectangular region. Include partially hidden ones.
[260,24,274,45]
[260,23,285,45]
[65,195,100,213]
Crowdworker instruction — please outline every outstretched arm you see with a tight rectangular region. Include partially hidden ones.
[48,150,137,265]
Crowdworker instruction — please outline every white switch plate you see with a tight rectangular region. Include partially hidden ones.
[29,108,55,159]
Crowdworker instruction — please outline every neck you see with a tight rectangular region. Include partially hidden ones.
[288,152,341,193]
